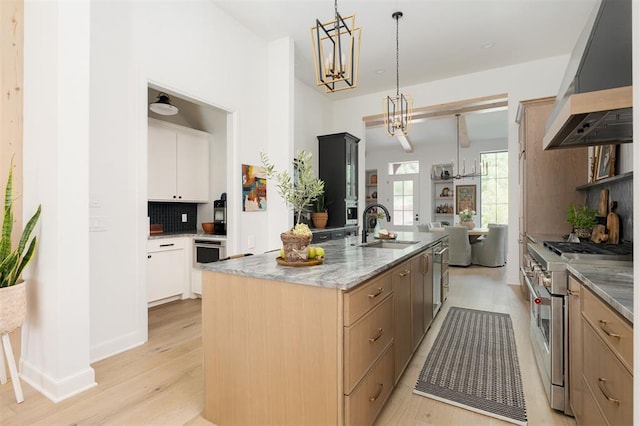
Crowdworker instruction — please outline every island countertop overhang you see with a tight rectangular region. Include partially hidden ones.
[200,231,447,291]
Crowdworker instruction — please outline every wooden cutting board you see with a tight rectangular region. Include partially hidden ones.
[607,201,620,244]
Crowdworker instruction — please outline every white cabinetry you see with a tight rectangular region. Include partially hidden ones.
[147,237,188,306]
[148,119,210,202]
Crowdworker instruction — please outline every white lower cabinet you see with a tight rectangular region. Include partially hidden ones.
[147,238,188,306]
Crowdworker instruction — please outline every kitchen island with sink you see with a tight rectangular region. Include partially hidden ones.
[200,232,447,425]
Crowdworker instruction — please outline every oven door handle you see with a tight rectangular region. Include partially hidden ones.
[522,267,536,297]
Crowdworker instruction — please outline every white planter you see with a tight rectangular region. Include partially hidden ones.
[0,281,26,334]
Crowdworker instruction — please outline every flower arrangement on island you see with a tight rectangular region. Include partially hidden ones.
[458,208,476,222]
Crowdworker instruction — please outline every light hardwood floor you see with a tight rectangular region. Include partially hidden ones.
[2,266,576,425]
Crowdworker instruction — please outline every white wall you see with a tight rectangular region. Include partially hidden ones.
[22,0,96,401]
[23,0,276,399]
[331,56,571,285]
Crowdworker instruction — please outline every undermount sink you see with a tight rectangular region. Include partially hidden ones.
[358,240,419,249]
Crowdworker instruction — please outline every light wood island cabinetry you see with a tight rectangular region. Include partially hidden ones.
[202,238,445,425]
[568,273,633,426]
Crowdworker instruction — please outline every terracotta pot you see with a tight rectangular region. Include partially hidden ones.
[0,281,27,334]
[461,220,475,230]
[311,212,328,229]
[280,232,312,262]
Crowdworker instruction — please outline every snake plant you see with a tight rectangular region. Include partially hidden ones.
[0,165,41,288]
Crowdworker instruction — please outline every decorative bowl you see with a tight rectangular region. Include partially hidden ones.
[202,222,215,233]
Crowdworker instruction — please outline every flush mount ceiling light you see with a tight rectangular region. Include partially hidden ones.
[383,11,413,152]
[311,0,362,93]
[453,113,488,179]
[150,92,179,116]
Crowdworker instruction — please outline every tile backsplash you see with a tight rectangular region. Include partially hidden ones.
[585,176,633,242]
[148,202,197,233]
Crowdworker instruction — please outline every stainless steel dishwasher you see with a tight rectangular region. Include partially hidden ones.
[432,238,449,318]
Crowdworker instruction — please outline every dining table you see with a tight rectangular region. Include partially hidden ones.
[429,227,488,242]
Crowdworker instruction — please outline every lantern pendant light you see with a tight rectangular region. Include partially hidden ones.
[384,11,413,149]
[311,0,362,93]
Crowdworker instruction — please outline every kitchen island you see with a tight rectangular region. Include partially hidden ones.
[200,232,447,425]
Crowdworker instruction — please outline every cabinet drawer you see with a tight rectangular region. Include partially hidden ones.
[345,343,394,426]
[582,287,633,371]
[344,272,392,326]
[580,375,608,426]
[582,320,633,426]
[312,232,331,243]
[147,237,186,252]
[344,295,393,394]
[331,230,345,239]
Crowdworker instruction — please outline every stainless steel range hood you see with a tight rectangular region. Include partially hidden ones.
[543,0,632,150]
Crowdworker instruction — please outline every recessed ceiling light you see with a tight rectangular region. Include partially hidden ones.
[375,69,385,75]
[481,42,495,49]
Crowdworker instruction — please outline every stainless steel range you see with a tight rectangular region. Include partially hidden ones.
[522,241,569,414]
[522,238,633,415]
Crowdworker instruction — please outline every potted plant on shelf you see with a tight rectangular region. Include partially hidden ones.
[0,165,41,336]
[311,193,329,229]
[261,150,324,262]
[566,202,597,239]
[458,208,476,229]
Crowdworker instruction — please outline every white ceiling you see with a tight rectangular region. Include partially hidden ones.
[213,0,597,151]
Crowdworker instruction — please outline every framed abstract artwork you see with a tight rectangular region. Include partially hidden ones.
[242,164,267,211]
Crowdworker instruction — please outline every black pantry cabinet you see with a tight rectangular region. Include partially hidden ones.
[317,132,359,228]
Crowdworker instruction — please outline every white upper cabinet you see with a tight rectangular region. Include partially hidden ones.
[148,119,210,202]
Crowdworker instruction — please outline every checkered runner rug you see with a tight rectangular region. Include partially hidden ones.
[413,307,527,425]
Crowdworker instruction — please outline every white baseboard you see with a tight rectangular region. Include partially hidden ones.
[90,329,146,363]
[20,360,96,403]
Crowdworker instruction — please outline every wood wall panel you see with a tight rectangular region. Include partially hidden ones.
[1,0,23,371]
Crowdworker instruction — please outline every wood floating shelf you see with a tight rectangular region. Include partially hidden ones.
[576,171,633,191]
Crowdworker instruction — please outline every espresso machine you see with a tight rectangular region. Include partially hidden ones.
[213,194,227,235]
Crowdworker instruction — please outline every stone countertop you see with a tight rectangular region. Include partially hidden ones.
[567,261,634,323]
[200,231,446,291]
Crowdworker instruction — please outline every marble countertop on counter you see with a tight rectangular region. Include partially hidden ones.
[567,261,634,323]
[200,231,446,291]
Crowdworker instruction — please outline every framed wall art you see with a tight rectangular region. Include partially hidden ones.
[455,185,476,213]
[242,164,267,211]
[595,145,616,180]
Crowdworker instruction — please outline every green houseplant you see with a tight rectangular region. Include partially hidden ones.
[566,202,597,238]
[260,150,324,262]
[0,164,41,335]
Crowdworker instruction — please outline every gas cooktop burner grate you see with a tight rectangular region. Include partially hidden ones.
[543,240,633,257]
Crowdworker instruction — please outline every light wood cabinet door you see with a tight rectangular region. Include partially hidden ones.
[344,272,392,326]
[392,260,412,383]
[567,275,583,421]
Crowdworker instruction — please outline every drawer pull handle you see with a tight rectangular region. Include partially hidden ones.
[368,288,384,299]
[159,243,175,247]
[369,383,384,402]
[567,289,580,296]
[399,269,410,277]
[598,320,621,339]
[369,328,384,343]
[597,378,620,405]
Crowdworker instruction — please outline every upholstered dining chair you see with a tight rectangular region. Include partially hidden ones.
[444,226,471,266]
[471,225,507,267]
